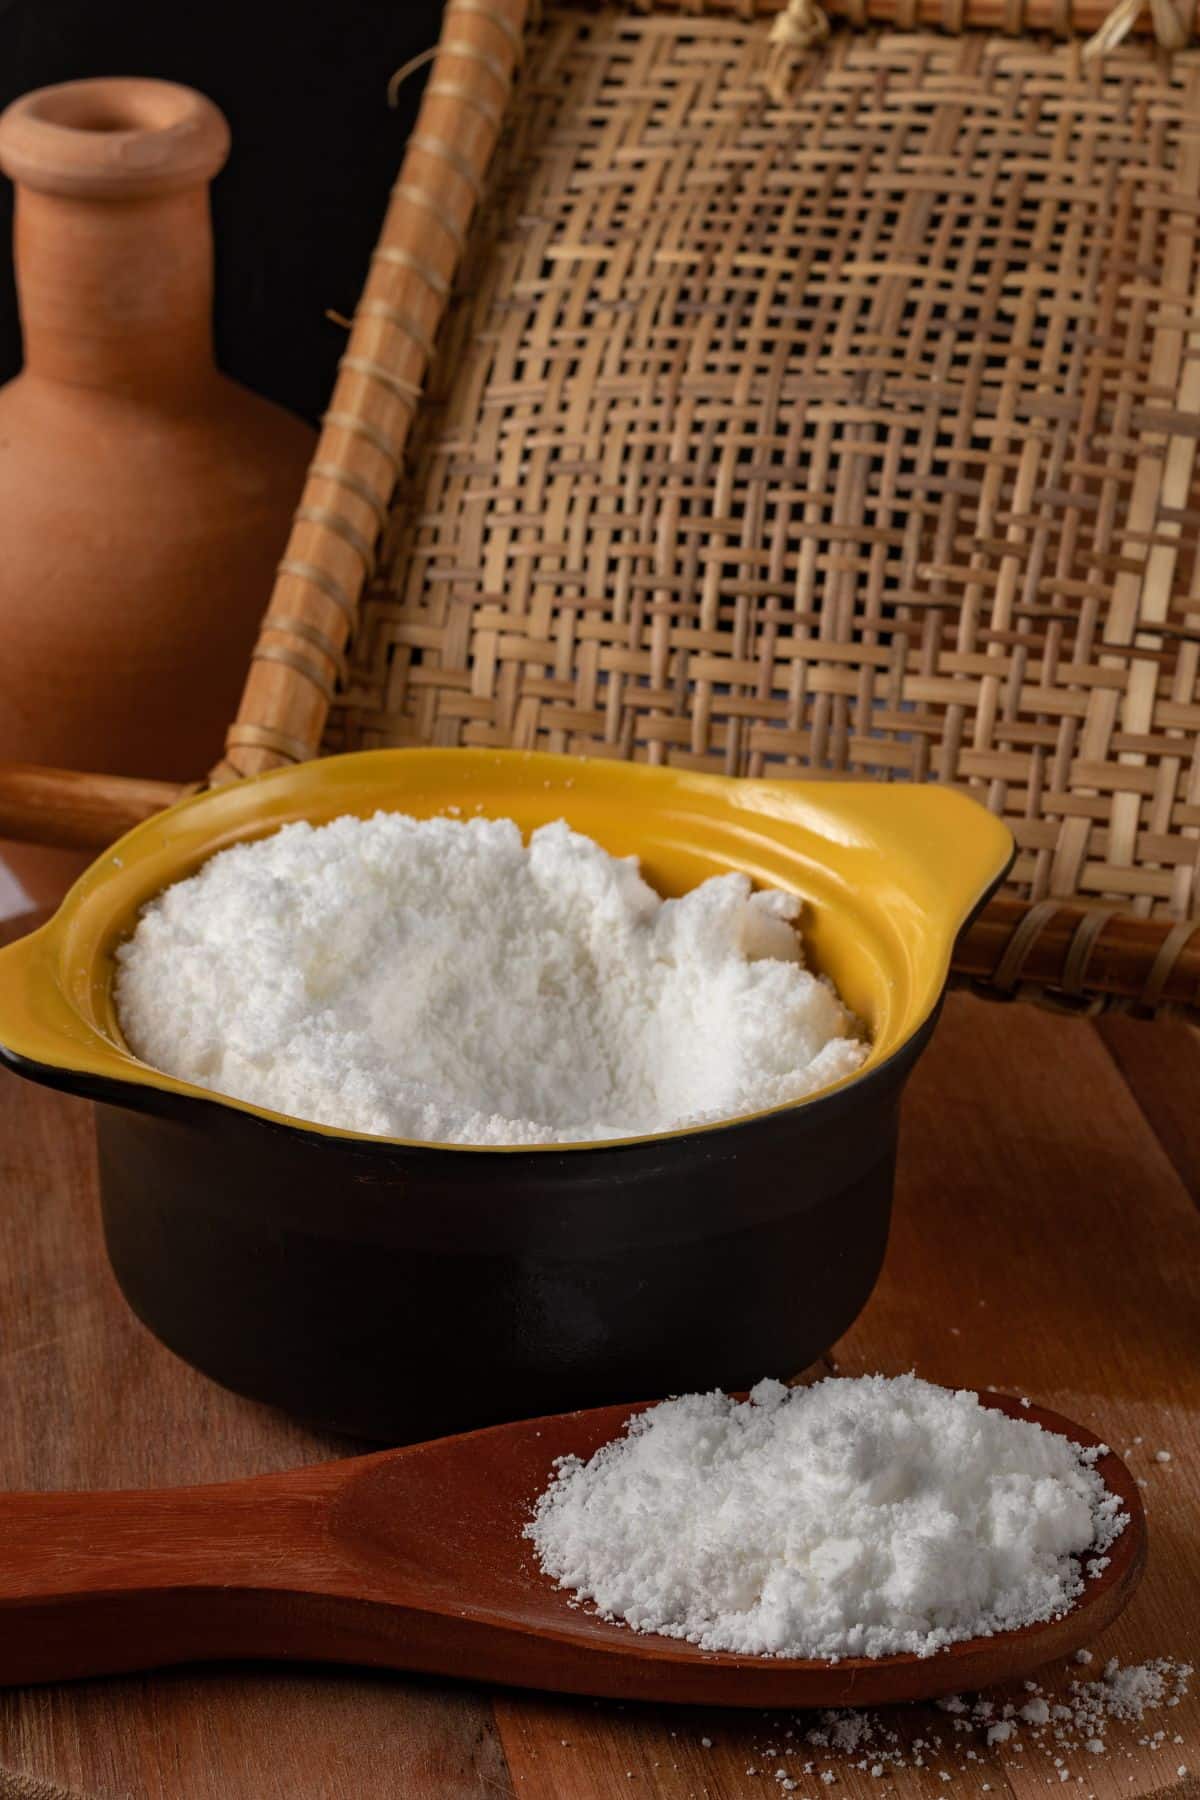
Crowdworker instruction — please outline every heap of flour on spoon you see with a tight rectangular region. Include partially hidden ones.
[526,1374,1130,1661]
[115,811,867,1146]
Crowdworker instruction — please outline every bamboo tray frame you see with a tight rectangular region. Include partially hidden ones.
[3,0,1200,1019]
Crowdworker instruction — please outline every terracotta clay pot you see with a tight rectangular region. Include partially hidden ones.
[0,78,315,902]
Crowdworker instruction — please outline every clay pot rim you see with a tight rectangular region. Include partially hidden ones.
[0,78,230,201]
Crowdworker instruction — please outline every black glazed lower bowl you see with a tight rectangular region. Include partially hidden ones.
[0,749,1012,1442]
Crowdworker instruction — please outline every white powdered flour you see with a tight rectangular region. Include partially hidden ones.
[526,1375,1128,1659]
[115,811,867,1146]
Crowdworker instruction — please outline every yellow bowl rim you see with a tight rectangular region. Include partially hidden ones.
[0,749,1014,1156]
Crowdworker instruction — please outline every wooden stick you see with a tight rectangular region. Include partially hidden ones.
[957,897,1200,1014]
[0,763,186,851]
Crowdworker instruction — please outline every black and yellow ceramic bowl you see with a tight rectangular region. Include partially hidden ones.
[0,750,1012,1441]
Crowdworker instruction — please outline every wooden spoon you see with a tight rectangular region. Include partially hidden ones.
[0,1392,1144,1705]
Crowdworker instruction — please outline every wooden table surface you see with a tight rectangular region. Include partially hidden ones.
[0,910,1196,1800]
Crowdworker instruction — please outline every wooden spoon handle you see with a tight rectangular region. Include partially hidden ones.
[0,1469,357,1684]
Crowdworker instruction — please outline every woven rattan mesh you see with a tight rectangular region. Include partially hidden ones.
[323,16,1200,925]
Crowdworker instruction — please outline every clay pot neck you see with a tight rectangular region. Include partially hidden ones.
[11,185,219,398]
[0,79,231,400]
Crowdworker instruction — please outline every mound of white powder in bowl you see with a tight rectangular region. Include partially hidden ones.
[525,1374,1129,1659]
[115,811,867,1146]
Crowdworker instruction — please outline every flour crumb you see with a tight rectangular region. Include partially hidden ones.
[741,1656,1191,1797]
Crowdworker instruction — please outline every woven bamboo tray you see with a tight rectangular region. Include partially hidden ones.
[3,0,1200,1018]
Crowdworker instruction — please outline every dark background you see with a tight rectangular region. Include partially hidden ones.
[0,0,443,424]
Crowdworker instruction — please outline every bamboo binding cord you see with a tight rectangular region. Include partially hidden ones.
[213,0,527,782]
[763,0,1194,104]
[1083,0,1191,49]
[764,0,831,102]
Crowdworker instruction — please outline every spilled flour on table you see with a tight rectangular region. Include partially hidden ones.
[714,1655,1193,1790]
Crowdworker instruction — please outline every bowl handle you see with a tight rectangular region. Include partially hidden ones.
[753,779,1016,938]
[0,918,129,1103]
